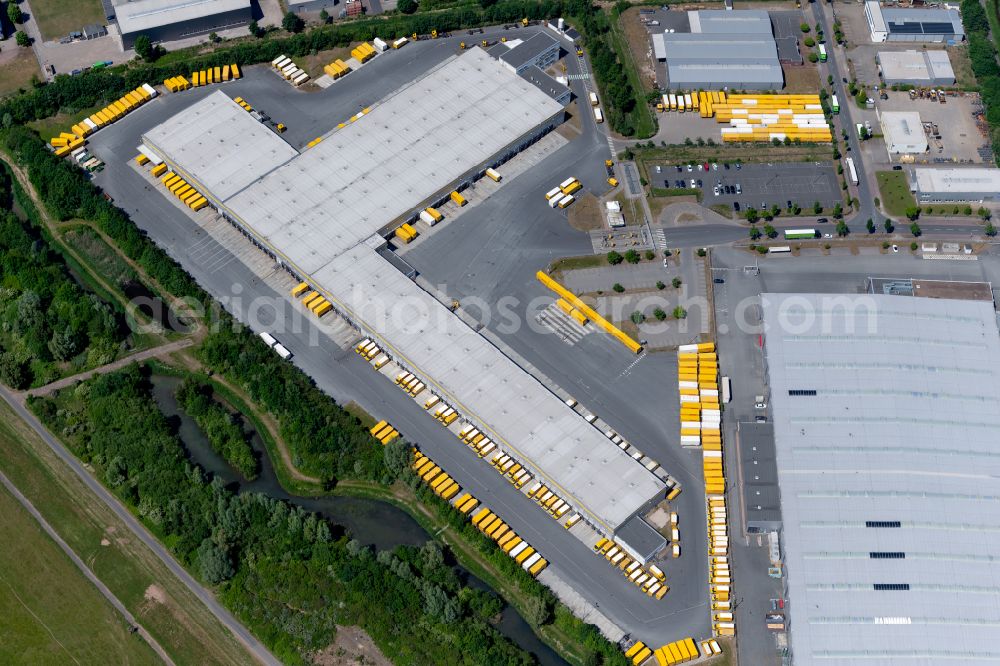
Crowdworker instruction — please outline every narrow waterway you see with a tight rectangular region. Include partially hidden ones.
[150,374,568,666]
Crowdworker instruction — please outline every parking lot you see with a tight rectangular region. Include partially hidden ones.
[650,161,842,214]
[875,90,990,165]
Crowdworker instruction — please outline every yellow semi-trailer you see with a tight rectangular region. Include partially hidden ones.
[450,190,467,206]
[191,198,209,212]
[485,167,501,182]
[175,185,193,200]
[183,190,202,205]
[502,536,522,554]
[514,546,535,564]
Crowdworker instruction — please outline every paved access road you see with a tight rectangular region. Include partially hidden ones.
[0,387,280,665]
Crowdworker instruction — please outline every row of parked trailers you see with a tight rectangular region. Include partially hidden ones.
[537,272,642,354]
[164,64,241,92]
[408,450,549,578]
[624,637,722,666]
[677,340,736,638]
[290,281,333,317]
[50,83,157,157]
[258,331,293,359]
[593,538,669,600]
[269,56,310,87]
[677,343,721,450]
[148,166,209,212]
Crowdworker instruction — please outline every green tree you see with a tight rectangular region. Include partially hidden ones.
[813,201,823,215]
[905,206,920,221]
[909,222,922,236]
[801,22,811,32]
[884,219,894,233]
[673,306,687,319]
[986,222,997,237]
[696,248,707,257]
[0,352,28,389]
[607,250,623,265]
[978,206,992,221]
[319,8,330,23]
[653,308,667,321]
[282,11,305,33]
[804,37,815,47]
[624,249,640,264]
[746,208,759,224]
[866,218,875,233]
[656,280,666,290]
[644,250,655,260]
[672,277,682,288]
[383,438,411,481]
[208,32,220,43]
[524,595,552,626]
[836,220,849,236]
[964,205,974,215]
[197,540,234,585]
[763,224,777,239]
[8,2,23,24]
[248,20,263,37]
[612,283,624,293]
[630,311,645,324]
[910,241,919,250]
[808,52,819,64]
[134,34,153,60]
[749,225,762,240]
[398,0,418,13]
[832,202,843,219]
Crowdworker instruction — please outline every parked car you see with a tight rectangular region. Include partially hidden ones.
[713,278,725,284]
[697,179,703,188]
[823,233,833,238]
[733,202,741,212]
[690,179,696,188]
[892,244,899,253]
[713,186,720,196]
[735,184,742,194]
[817,217,828,223]
[786,200,792,208]
[687,164,693,172]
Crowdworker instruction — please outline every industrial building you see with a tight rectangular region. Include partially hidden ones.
[142,48,666,539]
[877,49,955,86]
[762,292,1000,666]
[865,1,964,43]
[878,110,927,155]
[910,167,1000,202]
[111,0,251,49]
[494,31,561,75]
[652,10,783,90]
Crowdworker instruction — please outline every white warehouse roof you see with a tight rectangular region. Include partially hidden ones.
[315,245,666,532]
[222,48,564,275]
[688,9,773,34]
[143,92,298,200]
[762,293,1000,666]
[877,49,954,83]
[913,167,1000,195]
[880,110,927,153]
[115,0,250,36]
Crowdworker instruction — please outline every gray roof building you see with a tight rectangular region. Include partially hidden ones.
[519,65,571,106]
[652,10,783,90]
[497,31,560,75]
[762,292,1000,666]
[865,0,964,43]
[911,167,1000,202]
[877,49,955,85]
[112,0,251,49]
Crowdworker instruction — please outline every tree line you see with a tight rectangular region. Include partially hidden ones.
[0,162,126,388]
[28,365,540,666]
[961,0,1000,166]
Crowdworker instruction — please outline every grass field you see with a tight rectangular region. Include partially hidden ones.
[0,49,42,100]
[609,14,658,139]
[0,399,256,666]
[27,105,103,143]
[29,0,106,41]
[0,485,161,665]
[876,170,916,217]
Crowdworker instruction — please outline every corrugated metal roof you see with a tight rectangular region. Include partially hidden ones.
[877,49,955,82]
[221,48,563,275]
[312,245,666,532]
[688,9,772,34]
[115,0,250,35]
[762,293,1000,665]
[143,91,298,200]
[654,33,782,85]
[499,31,559,69]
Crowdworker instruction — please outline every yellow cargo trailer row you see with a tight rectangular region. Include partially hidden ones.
[537,272,641,353]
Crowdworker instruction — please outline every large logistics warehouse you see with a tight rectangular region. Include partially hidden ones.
[762,292,1000,666]
[142,48,666,536]
[111,0,252,49]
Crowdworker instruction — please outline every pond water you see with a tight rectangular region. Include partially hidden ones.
[149,374,567,666]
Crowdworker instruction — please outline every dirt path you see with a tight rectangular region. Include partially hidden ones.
[25,339,195,398]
